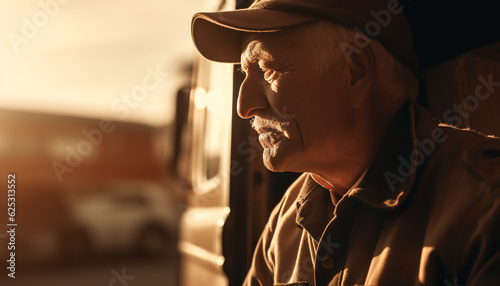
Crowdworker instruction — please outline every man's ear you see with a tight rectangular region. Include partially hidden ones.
[346,45,375,108]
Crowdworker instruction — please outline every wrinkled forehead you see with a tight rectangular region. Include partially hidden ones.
[240,26,307,64]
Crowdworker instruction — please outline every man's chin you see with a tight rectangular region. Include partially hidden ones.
[262,148,296,173]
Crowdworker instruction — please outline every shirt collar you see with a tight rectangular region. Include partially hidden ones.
[295,175,335,241]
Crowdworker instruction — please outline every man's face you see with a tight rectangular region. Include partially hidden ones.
[238,26,355,174]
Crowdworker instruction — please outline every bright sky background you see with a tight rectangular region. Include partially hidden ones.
[0,0,211,126]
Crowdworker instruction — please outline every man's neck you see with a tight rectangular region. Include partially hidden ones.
[311,99,405,195]
[311,173,347,196]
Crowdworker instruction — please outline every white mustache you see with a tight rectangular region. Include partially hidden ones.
[251,116,290,134]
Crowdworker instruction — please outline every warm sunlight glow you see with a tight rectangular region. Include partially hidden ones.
[0,0,204,126]
[207,90,224,114]
[194,87,208,109]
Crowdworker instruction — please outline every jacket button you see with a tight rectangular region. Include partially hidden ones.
[482,149,500,159]
[321,257,334,270]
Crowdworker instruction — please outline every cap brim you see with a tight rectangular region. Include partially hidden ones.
[192,9,318,63]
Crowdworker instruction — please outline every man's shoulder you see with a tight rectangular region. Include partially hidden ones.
[414,105,500,189]
[436,123,500,187]
[413,121,500,233]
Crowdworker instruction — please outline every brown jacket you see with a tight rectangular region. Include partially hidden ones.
[243,103,500,286]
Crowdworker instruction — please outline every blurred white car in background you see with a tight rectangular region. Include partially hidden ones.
[71,181,179,258]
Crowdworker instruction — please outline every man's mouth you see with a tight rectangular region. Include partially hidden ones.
[258,129,286,148]
[252,116,291,148]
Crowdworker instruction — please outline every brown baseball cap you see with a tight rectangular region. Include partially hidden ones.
[192,0,418,72]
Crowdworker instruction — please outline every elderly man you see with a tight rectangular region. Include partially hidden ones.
[191,0,500,285]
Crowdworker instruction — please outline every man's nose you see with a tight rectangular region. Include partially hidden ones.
[237,74,269,119]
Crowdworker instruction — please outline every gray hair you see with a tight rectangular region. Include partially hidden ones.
[303,21,419,102]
